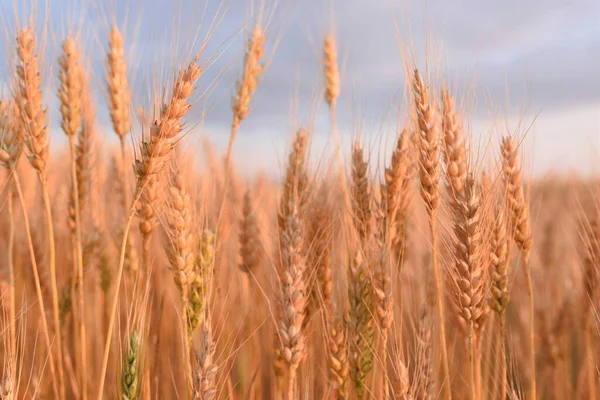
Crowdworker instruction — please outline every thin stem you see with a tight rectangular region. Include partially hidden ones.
[288,365,297,400]
[522,253,536,400]
[142,234,151,272]
[430,215,452,400]
[476,336,482,399]
[225,124,238,170]
[7,185,17,373]
[119,137,130,211]
[13,171,60,400]
[500,317,507,400]
[40,174,66,399]
[97,189,142,400]
[585,318,597,400]
[468,322,476,400]
[181,286,193,395]
[381,331,389,400]
[69,135,87,399]
[329,104,352,220]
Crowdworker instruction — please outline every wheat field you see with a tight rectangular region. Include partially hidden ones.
[0,2,597,400]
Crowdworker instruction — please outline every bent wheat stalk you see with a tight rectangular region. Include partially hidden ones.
[97,57,202,399]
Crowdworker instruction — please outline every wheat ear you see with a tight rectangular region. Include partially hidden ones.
[15,28,64,398]
[412,69,450,399]
[58,36,88,397]
[193,320,218,400]
[122,331,142,400]
[347,250,374,399]
[500,136,535,399]
[276,129,309,400]
[107,24,131,145]
[327,317,350,399]
[413,303,434,400]
[392,357,410,400]
[0,99,23,397]
[188,230,215,339]
[441,88,467,203]
[165,167,196,389]
[490,200,510,400]
[450,176,487,400]
[306,195,332,314]
[373,193,393,399]
[98,57,201,399]
[226,25,265,166]
[351,142,372,243]
[238,190,262,274]
[384,128,414,268]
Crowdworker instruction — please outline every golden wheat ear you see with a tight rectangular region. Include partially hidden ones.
[107,24,132,142]
[323,35,340,109]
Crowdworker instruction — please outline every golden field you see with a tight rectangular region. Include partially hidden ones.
[0,3,598,400]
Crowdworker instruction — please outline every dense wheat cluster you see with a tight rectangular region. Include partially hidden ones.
[0,6,598,400]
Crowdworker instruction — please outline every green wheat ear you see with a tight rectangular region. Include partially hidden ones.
[122,331,141,400]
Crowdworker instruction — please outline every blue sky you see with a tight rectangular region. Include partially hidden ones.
[2,0,599,177]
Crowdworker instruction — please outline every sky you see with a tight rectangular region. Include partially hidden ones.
[1,0,599,178]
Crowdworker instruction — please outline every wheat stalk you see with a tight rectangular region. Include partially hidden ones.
[98,57,202,399]
[58,36,88,397]
[373,192,393,399]
[275,129,310,399]
[450,176,487,399]
[582,217,600,399]
[500,136,535,399]
[412,68,450,399]
[322,34,351,220]
[490,200,510,399]
[14,28,64,398]
[0,99,23,377]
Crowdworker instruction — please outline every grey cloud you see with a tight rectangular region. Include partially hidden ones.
[3,0,599,150]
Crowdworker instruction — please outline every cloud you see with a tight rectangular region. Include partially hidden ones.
[2,0,599,175]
